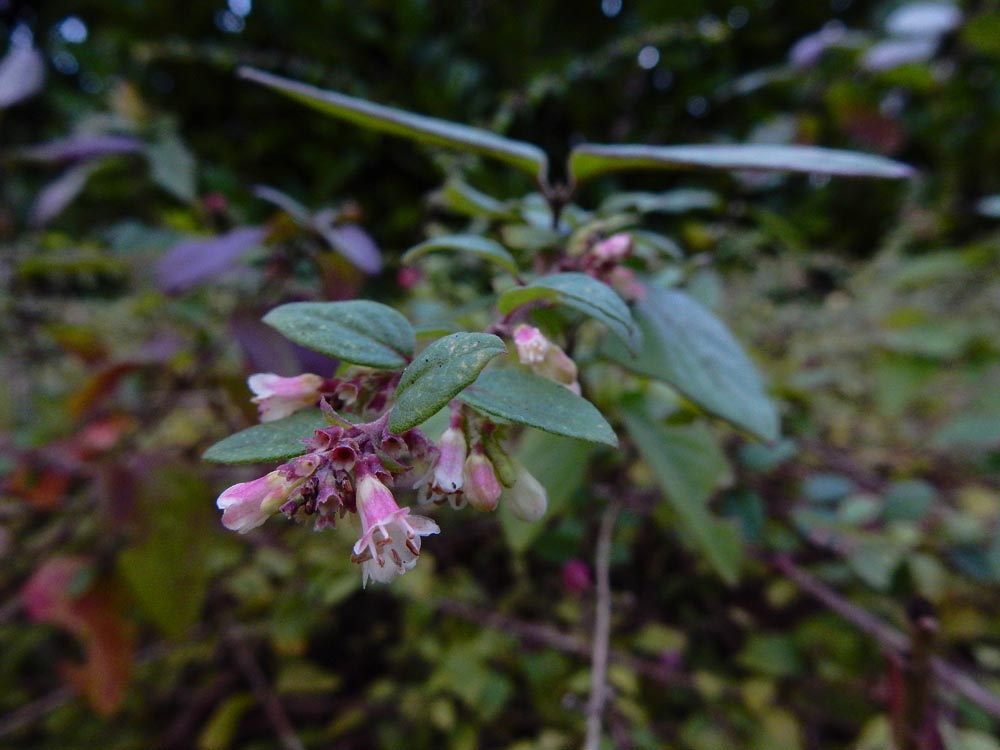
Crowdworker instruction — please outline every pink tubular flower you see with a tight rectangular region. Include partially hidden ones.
[512,325,581,395]
[248,373,325,422]
[216,454,321,533]
[352,460,439,587]
[462,446,501,512]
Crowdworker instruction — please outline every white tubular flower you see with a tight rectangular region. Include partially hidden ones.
[504,459,548,522]
[352,461,439,587]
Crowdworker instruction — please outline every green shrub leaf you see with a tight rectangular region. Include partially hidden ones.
[459,367,618,446]
[202,411,326,464]
[604,287,779,442]
[403,234,520,276]
[621,403,740,584]
[240,67,549,182]
[498,272,641,353]
[263,300,414,369]
[569,143,915,185]
[389,332,507,432]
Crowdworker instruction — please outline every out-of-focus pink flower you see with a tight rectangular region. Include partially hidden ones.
[562,559,592,594]
[591,233,632,264]
[352,460,439,587]
[513,325,580,395]
[462,446,501,512]
[216,454,320,533]
[248,373,325,422]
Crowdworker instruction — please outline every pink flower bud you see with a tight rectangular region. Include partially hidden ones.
[433,426,467,494]
[462,447,501,512]
[504,460,548,522]
[248,373,325,422]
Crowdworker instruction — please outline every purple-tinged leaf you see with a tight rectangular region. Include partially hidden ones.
[885,2,961,38]
[228,312,302,376]
[313,218,383,274]
[29,163,98,227]
[0,44,44,109]
[862,38,938,71]
[17,134,143,163]
[155,226,266,294]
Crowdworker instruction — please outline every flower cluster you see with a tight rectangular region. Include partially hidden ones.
[217,374,552,587]
[216,410,439,586]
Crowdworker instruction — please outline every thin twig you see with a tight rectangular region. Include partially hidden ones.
[584,500,622,750]
[772,555,1000,721]
[225,627,305,750]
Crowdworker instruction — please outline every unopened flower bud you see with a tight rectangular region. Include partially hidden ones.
[434,426,467,494]
[463,447,501,512]
[504,459,548,522]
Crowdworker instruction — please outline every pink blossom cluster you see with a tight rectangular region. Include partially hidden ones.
[216,410,439,586]
[217,380,550,586]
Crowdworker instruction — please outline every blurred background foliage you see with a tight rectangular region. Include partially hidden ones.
[1,0,999,748]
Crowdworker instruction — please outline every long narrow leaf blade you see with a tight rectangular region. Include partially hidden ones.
[239,67,549,182]
[569,143,915,185]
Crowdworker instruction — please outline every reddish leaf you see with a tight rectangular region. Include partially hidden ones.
[21,557,134,716]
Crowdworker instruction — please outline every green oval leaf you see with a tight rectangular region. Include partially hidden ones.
[621,403,740,584]
[603,286,779,442]
[497,272,641,353]
[263,300,414,369]
[568,143,915,186]
[202,411,326,464]
[239,67,549,182]
[458,368,618,447]
[388,332,507,432]
[403,234,520,276]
